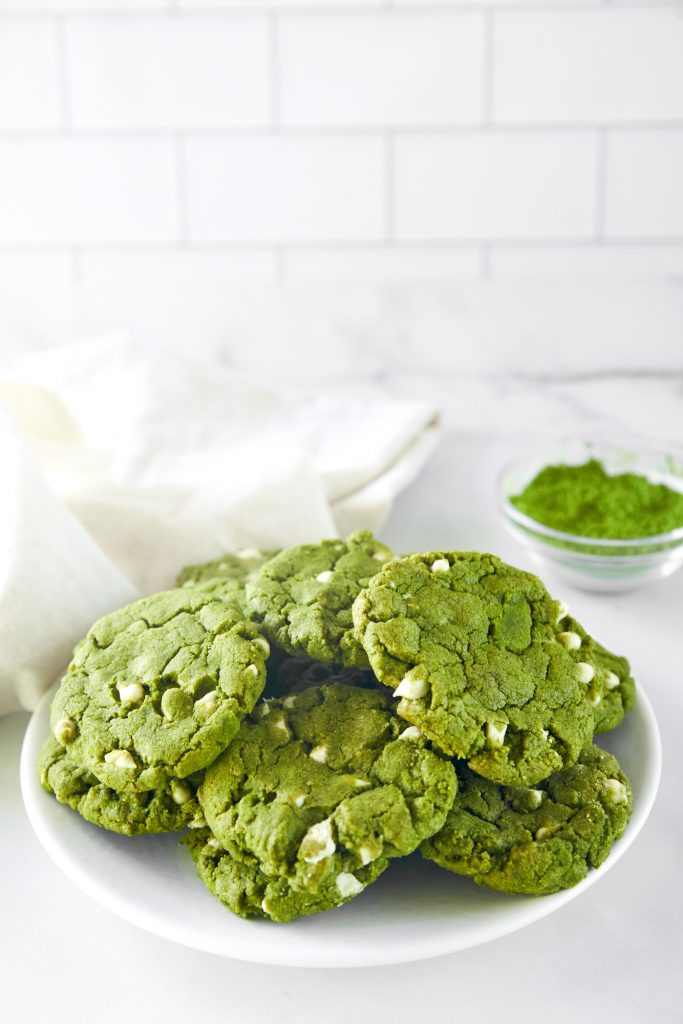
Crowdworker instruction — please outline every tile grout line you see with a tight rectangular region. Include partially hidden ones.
[69,248,82,286]
[479,244,491,279]
[273,246,286,282]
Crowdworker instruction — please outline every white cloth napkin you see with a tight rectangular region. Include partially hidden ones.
[0,334,440,716]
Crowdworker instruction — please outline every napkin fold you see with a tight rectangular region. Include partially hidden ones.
[0,335,439,715]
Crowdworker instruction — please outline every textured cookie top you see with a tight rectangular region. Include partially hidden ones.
[176,548,277,613]
[245,531,394,666]
[50,589,269,792]
[353,551,594,786]
[421,744,632,896]
[183,828,387,923]
[554,613,636,735]
[199,684,456,902]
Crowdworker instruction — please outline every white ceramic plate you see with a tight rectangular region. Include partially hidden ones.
[21,684,661,968]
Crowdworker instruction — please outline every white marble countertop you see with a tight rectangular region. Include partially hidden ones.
[3,426,682,1024]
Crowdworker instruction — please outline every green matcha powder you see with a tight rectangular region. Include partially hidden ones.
[511,458,683,540]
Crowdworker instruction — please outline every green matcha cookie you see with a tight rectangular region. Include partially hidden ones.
[50,589,269,792]
[245,531,394,667]
[38,737,205,835]
[421,744,632,895]
[554,612,636,734]
[198,684,456,916]
[353,552,594,787]
[183,828,387,923]
[176,548,277,613]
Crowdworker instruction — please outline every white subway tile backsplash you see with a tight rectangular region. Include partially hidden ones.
[283,246,481,282]
[0,139,178,244]
[178,1,382,7]
[79,248,277,285]
[0,21,61,131]
[280,13,484,128]
[493,10,683,125]
[490,244,683,278]
[605,131,683,239]
[0,2,168,9]
[395,132,597,241]
[186,136,385,243]
[0,252,74,286]
[66,16,269,130]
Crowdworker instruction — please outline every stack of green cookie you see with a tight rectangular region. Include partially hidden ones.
[38,532,636,923]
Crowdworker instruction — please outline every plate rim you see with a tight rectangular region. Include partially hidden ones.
[20,683,662,968]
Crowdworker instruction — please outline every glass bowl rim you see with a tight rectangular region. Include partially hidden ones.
[499,435,683,551]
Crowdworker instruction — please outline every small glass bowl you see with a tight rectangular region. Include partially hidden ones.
[499,437,683,592]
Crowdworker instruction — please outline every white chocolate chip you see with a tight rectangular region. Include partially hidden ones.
[373,550,391,562]
[557,631,581,652]
[189,816,206,829]
[555,600,569,623]
[336,872,364,898]
[244,664,259,678]
[316,570,334,584]
[253,701,271,719]
[170,780,192,805]
[603,778,628,805]
[353,778,370,788]
[588,692,602,708]
[293,795,306,809]
[309,745,328,764]
[527,789,544,809]
[393,670,430,700]
[575,662,595,684]
[261,898,272,915]
[54,718,76,745]
[237,547,262,559]
[195,690,218,717]
[252,636,270,657]
[300,818,336,864]
[207,837,220,849]
[541,728,550,741]
[283,695,297,708]
[486,721,507,747]
[271,715,290,735]
[358,846,375,866]
[430,558,450,573]
[605,671,621,691]
[103,749,136,769]
[117,681,145,703]
[398,726,423,741]
[535,827,552,841]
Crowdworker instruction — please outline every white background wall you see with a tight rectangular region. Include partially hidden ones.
[1,0,682,287]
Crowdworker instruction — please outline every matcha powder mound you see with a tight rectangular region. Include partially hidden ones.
[511,458,683,540]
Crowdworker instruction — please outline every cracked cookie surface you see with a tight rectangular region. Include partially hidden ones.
[245,531,394,667]
[421,744,632,895]
[37,736,204,835]
[352,551,595,786]
[176,548,277,613]
[197,683,456,915]
[50,589,268,792]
